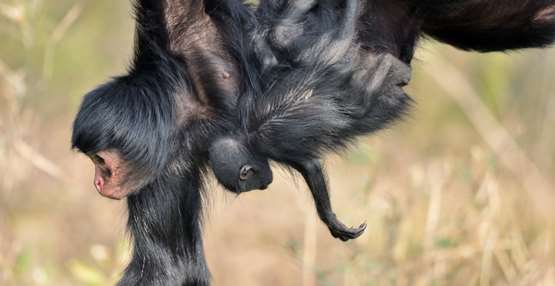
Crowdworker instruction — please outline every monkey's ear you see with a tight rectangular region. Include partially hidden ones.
[416,0,555,52]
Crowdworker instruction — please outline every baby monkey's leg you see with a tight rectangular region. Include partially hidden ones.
[292,160,366,241]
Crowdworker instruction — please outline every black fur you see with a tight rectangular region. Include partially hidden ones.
[415,0,555,52]
[235,0,413,240]
[228,0,555,242]
[71,0,555,284]
[72,0,256,285]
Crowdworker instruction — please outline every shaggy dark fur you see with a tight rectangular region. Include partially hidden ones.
[73,1,256,285]
[72,0,555,284]
[229,0,555,242]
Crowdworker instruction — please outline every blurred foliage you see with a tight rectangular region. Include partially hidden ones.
[0,1,554,286]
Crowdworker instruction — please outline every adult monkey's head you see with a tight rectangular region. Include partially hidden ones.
[72,74,177,200]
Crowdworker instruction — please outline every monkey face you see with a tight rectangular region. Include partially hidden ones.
[87,150,132,200]
[209,137,273,193]
[72,76,177,200]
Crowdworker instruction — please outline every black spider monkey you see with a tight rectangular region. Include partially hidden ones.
[72,1,261,285]
[72,0,555,284]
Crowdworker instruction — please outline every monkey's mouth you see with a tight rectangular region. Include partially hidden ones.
[235,183,270,193]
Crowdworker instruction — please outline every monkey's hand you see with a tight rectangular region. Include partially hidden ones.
[324,212,367,241]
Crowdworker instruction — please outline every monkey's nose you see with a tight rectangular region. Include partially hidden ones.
[94,177,104,192]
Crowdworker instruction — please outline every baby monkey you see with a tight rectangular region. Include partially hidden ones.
[210,0,411,241]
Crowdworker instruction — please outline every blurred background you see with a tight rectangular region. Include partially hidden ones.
[1,1,554,285]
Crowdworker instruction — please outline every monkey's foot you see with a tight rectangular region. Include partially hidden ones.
[325,213,367,241]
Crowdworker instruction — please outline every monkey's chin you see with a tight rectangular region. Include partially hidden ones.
[96,187,128,200]
[236,185,270,193]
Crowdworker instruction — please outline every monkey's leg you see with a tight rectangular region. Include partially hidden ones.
[293,160,366,241]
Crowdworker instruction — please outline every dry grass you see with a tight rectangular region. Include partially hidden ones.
[0,1,554,285]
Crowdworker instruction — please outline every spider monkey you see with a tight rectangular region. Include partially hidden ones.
[72,0,555,284]
[72,1,263,285]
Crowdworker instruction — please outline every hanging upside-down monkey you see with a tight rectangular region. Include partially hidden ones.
[72,0,555,284]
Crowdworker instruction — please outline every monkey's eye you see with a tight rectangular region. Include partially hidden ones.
[90,154,105,165]
[90,154,112,177]
[239,165,256,181]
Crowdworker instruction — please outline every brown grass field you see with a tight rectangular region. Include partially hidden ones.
[1,1,554,285]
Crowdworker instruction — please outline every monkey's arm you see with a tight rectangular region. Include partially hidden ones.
[354,0,555,62]
[410,0,555,52]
